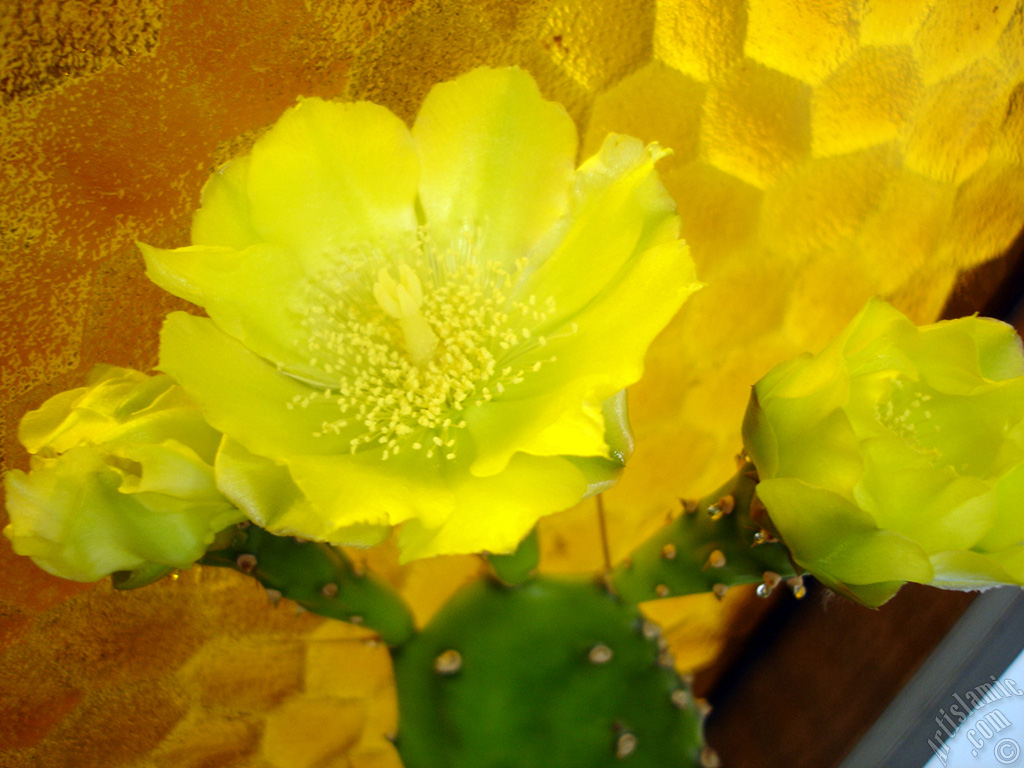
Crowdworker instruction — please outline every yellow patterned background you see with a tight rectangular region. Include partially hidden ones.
[1,1,1022,766]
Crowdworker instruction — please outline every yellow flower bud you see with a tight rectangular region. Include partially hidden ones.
[743,298,1024,606]
[4,366,244,582]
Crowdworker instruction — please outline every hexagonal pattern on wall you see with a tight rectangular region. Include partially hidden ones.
[2,0,1023,765]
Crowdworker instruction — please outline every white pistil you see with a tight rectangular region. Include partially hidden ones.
[373,265,438,366]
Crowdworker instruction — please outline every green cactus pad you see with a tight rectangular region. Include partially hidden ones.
[610,463,797,604]
[392,576,704,768]
[199,524,415,646]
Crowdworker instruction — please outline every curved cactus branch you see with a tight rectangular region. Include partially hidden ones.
[200,523,416,646]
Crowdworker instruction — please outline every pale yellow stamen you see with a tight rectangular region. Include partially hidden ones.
[295,228,574,461]
[373,265,438,366]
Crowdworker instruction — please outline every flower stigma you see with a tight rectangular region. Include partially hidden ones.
[287,227,563,462]
[373,264,438,366]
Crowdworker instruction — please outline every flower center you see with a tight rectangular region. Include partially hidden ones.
[874,375,940,455]
[291,229,560,461]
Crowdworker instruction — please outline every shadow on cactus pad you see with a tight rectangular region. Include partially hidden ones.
[392,577,705,767]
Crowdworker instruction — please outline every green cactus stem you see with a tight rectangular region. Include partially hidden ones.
[392,576,706,768]
[199,523,415,646]
[486,527,540,585]
[609,461,800,604]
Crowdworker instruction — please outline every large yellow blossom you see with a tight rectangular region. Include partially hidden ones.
[140,67,699,561]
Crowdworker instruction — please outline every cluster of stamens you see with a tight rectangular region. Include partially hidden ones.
[287,229,568,461]
[874,376,935,446]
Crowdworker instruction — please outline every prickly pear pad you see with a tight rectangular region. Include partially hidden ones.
[392,577,703,768]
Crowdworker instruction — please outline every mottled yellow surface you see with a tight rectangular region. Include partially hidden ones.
[2,0,1023,766]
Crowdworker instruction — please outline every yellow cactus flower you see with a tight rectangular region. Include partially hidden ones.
[4,366,244,582]
[743,298,1024,606]
[140,67,699,561]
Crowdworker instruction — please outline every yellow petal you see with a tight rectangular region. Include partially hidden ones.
[465,385,608,477]
[852,436,996,552]
[158,312,356,458]
[412,67,577,265]
[976,463,1024,551]
[4,448,241,582]
[18,376,127,454]
[479,238,697,473]
[285,451,453,536]
[463,237,696,477]
[115,441,223,502]
[397,454,589,561]
[190,154,260,249]
[521,134,680,326]
[518,238,701,400]
[768,407,863,497]
[230,448,588,562]
[929,550,1022,589]
[509,396,608,463]
[245,97,419,257]
[757,477,934,588]
[141,241,327,383]
[215,438,390,548]
[965,316,1024,381]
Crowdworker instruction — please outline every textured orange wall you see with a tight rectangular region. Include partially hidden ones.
[2,1,1023,766]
